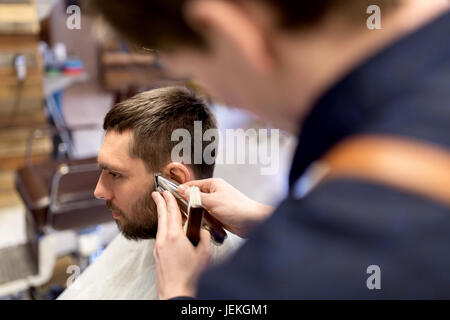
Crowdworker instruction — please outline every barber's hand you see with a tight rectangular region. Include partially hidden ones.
[152,191,211,300]
[178,178,274,238]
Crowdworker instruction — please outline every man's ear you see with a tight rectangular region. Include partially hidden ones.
[183,0,275,74]
[161,162,192,185]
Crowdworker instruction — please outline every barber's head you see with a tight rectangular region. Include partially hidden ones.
[94,86,217,240]
[92,0,404,133]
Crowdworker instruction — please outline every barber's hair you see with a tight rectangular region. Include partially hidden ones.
[103,86,217,179]
[91,0,400,50]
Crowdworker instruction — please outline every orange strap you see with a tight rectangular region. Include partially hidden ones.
[316,135,450,208]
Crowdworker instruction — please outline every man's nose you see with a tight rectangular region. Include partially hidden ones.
[94,172,112,200]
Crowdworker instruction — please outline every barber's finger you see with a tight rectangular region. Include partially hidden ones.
[179,178,214,195]
[162,191,183,228]
[177,186,214,209]
[152,192,167,238]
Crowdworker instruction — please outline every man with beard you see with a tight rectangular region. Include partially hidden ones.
[57,86,236,299]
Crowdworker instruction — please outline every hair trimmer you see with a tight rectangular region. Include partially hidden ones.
[154,173,227,246]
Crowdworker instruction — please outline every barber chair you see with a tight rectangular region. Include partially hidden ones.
[0,125,112,298]
[15,125,112,234]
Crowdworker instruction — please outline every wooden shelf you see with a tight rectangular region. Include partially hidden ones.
[0,0,39,35]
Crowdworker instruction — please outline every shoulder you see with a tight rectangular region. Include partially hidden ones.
[197,178,450,299]
[277,175,450,230]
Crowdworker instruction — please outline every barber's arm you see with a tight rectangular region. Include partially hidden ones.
[152,178,274,299]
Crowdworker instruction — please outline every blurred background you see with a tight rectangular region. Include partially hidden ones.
[0,0,296,299]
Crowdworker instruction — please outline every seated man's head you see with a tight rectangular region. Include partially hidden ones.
[94,86,217,241]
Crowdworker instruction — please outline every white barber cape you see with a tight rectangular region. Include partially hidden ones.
[57,232,239,300]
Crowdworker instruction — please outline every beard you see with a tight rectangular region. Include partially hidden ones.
[106,188,158,241]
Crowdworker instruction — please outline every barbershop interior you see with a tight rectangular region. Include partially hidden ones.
[0,0,297,299]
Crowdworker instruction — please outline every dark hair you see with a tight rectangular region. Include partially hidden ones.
[103,86,217,179]
[91,0,400,50]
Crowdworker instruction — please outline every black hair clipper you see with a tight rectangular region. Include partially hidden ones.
[154,173,227,246]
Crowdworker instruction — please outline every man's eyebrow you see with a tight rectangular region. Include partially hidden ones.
[97,161,128,174]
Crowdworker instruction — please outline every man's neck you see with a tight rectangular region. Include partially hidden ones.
[276,0,449,135]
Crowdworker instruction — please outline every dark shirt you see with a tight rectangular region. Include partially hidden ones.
[196,11,450,299]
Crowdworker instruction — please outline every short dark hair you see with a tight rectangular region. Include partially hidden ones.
[91,0,400,50]
[103,86,217,179]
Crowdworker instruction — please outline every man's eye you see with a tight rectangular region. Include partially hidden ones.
[108,172,121,179]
